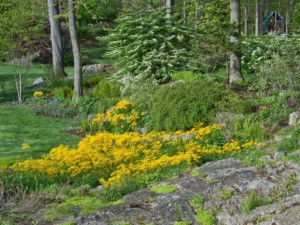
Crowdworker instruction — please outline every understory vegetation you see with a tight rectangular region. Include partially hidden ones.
[1,2,300,224]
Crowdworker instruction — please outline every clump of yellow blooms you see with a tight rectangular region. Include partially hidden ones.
[92,100,141,133]
[33,91,44,98]
[7,122,260,188]
[22,143,31,150]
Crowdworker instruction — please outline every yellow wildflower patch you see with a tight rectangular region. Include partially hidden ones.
[8,124,260,188]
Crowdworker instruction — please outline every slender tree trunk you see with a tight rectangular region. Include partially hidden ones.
[286,0,296,33]
[230,0,243,87]
[244,3,249,35]
[194,0,203,27]
[47,0,66,77]
[68,0,82,100]
[166,0,172,20]
[260,0,265,33]
[255,0,260,36]
[183,0,187,25]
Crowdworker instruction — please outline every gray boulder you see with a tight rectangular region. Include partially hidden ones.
[75,158,300,225]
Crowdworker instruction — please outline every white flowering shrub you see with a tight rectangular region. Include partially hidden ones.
[100,8,194,87]
[242,34,300,74]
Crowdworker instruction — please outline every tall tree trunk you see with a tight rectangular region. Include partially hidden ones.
[286,0,296,33]
[194,0,204,27]
[255,0,260,36]
[47,0,66,77]
[68,0,82,100]
[183,0,187,25]
[166,0,175,19]
[230,0,243,87]
[260,0,265,33]
[244,3,249,35]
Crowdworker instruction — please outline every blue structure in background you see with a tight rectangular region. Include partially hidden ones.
[263,11,284,34]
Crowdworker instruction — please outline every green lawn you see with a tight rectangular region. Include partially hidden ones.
[81,44,111,65]
[0,105,80,165]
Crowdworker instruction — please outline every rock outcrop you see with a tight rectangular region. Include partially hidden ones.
[75,158,300,225]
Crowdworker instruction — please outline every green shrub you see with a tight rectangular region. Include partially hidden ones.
[242,34,300,75]
[148,80,246,132]
[34,102,78,118]
[83,76,104,88]
[233,115,267,142]
[64,52,90,66]
[172,71,203,83]
[78,25,107,40]
[241,192,273,214]
[51,86,74,99]
[277,128,300,154]
[102,8,194,87]
[92,78,121,99]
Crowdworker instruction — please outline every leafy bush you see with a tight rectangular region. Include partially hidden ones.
[51,86,74,99]
[172,71,203,83]
[34,101,78,118]
[277,128,300,154]
[241,191,273,214]
[78,25,107,40]
[148,80,247,132]
[64,52,90,66]
[242,34,300,75]
[92,78,121,98]
[101,8,194,88]
[83,76,104,88]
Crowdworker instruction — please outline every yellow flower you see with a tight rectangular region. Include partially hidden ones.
[33,91,44,98]
[22,143,31,150]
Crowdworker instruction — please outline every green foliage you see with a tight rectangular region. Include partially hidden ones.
[102,8,194,89]
[51,86,74,99]
[150,184,177,194]
[174,221,191,225]
[78,25,106,40]
[148,80,246,132]
[91,78,121,98]
[188,195,216,225]
[172,71,203,83]
[83,76,103,88]
[188,195,204,208]
[64,52,90,66]
[233,147,267,168]
[34,101,78,118]
[241,192,273,214]
[277,128,300,154]
[232,115,267,142]
[190,0,230,73]
[220,187,235,200]
[194,208,216,225]
[242,35,300,76]
[77,0,121,24]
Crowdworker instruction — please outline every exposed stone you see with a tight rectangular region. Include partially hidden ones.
[75,158,300,225]
[288,112,299,126]
[82,64,113,75]
[28,77,44,88]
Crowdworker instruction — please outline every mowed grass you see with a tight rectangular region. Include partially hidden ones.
[0,64,47,102]
[81,44,111,65]
[0,105,80,165]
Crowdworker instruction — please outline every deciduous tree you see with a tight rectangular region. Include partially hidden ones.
[230,0,243,86]
[47,0,66,77]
